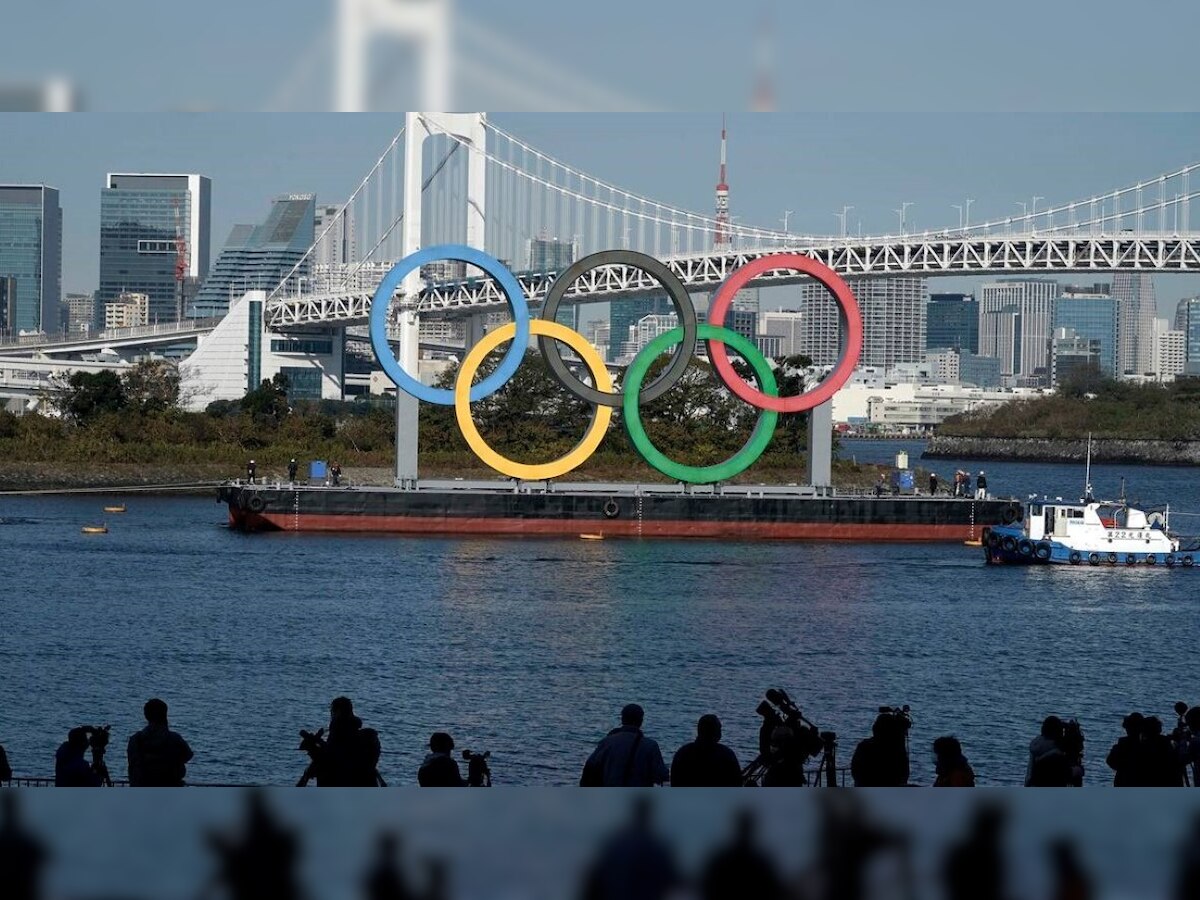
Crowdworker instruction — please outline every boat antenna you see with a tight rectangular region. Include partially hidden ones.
[1084,432,1093,503]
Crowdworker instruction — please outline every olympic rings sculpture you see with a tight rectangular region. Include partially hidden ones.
[369,244,863,484]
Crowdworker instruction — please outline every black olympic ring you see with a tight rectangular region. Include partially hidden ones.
[537,250,698,408]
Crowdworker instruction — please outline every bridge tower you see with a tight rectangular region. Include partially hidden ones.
[394,112,488,488]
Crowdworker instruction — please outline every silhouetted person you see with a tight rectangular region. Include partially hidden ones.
[287,458,298,483]
[1175,814,1200,900]
[320,696,383,786]
[417,732,465,787]
[247,459,257,484]
[850,713,909,787]
[55,727,100,787]
[933,736,975,786]
[942,804,1007,900]
[0,742,11,782]
[1026,716,1071,787]
[1107,712,1146,786]
[581,704,668,787]
[0,794,47,900]
[127,698,193,786]
[206,790,301,900]
[698,810,784,900]
[761,726,808,787]
[670,714,741,787]
[1049,838,1092,900]
[1180,707,1200,786]
[579,797,679,900]
[1143,716,1185,786]
[363,832,416,900]
[975,470,988,500]
[929,472,939,495]
[331,462,342,486]
[813,792,907,900]
[421,859,450,900]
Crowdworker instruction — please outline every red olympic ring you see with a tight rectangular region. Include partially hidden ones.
[706,254,863,413]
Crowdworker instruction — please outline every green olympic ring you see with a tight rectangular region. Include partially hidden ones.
[623,324,779,484]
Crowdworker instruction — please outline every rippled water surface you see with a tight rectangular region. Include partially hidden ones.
[3,444,1199,786]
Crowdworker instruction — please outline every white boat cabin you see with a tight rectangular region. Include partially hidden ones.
[1024,500,1176,554]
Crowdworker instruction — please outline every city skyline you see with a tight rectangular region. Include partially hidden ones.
[2,113,1200,313]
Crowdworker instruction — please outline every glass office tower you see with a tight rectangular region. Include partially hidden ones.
[0,184,61,333]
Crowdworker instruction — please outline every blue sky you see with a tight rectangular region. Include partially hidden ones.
[3,113,1200,311]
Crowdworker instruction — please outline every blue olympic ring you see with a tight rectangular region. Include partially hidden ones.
[368,245,531,405]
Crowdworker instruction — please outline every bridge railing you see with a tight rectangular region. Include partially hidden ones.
[0,317,226,352]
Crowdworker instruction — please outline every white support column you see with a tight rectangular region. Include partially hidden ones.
[394,113,487,488]
[806,399,833,490]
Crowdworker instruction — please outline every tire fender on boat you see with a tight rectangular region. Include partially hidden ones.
[1088,552,1100,566]
[1184,555,1194,567]
[248,495,266,513]
[1018,539,1034,556]
[1166,555,1177,567]
[1001,504,1021,525]
[987,531,1001,549]
[1001,536,1017,553]
[603,499,620,519]
[1125,554,1137,566]
[1035,542,1052,561]
[1146,554,1157,565]
[1068,551,1082,565]
[1107,552,1118,565]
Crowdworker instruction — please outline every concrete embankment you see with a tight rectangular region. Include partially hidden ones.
[923,435,1200,466]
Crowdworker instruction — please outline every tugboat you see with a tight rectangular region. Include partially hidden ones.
[982,496,1185,567]
[982,440,1189,567]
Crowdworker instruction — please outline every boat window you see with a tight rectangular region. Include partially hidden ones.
[1031,504,1042,516]
[1071,509,1084,519]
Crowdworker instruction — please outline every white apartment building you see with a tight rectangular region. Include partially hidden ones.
[978,279,1058,381]
[104,292,150,329]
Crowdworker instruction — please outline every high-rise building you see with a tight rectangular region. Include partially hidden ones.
[191,194,315,317]
[926,293,978,353]
[0,275,15,334]
[100,174,210,324]
[104,292,150,329]
[980,306,1022,377]
[1113,273,1156,376]
[65,292,96,334]
[1050,327,1102,387]
[527,236,576,273]
[727,308,758,344]
[312,204,357,268]
[0,184,61,333]
[978,279,1058,381]
[1185,298,1200,376]
[1152,317,1185,382]
[759,309,805,358]
[608,295,674,363]
[798,276,925,370]
[1053,289,1118,376]
[1175,296,1191,333]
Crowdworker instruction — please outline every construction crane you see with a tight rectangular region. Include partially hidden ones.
[172,195,190,321]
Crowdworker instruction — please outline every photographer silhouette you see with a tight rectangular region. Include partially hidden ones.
[851,707,912,787]
[128,698,193,787]
[55,727,101,787]
[299,697,385,787]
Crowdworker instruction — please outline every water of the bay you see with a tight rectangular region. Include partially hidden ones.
[2,440,1198,787]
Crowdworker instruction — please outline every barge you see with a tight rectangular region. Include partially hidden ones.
[217,480,1019,542]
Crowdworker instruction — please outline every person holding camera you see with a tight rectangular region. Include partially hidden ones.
[127,698,193,787]
[321,697,384,787]
[417,732,466,787]
[851,711,910,787]
[670,714,741,787]
[581,703,669,787]
[55,727,101,787]
[1025,716,1084,787]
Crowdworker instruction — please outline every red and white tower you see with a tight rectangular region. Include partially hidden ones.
[713,115,731,249]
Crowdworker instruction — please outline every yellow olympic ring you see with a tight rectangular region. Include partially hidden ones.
[454,320,614,480]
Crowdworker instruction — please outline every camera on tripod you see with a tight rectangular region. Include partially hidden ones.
[79,725,113,786]
[741,688,832,786]
[296,727,327,787]
[462,750,492,787]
